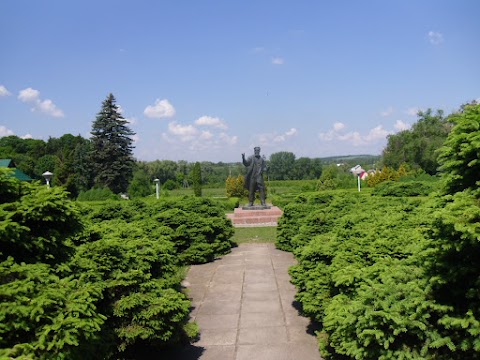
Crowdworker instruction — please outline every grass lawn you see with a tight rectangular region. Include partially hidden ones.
[231,226,277,244]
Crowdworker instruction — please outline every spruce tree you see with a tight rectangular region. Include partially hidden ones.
[90,94,135,194]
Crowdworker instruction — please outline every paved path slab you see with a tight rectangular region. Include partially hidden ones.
[165,243,322,360]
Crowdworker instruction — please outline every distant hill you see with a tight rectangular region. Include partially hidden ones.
[318,154,381,165]
[223,154,381,167]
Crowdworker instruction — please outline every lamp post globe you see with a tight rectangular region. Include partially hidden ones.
[42,171,53,188]
[153,178,160,199]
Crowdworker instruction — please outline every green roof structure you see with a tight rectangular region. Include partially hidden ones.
[0,159,32,181]
[0,159,12,167]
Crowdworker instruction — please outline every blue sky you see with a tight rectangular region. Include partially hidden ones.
[1,1,479,162]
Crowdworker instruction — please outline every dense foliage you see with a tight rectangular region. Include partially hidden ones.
[316,164,358,191]
[0,174,234,358]
[76,187,118,201]
[437,102,480,196]
[90,93,136,194]
[382,109,451,174]
[371,180,437,197]
[225,175,248,198]
[426,101,480,358]
[366,164,402,186]
[268,151,325,180]
[127,168,153,198]
[0,134,91,197]
[277,102,480,359]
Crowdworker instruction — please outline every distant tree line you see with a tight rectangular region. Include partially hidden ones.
[1,95,476,198]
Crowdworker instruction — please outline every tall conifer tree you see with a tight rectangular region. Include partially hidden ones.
[192,162,202,197]
[90,93,135,193]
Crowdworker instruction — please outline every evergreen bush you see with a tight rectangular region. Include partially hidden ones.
[77,187,118,201]
[277,103,480,359]
[372,180,435,197]
[1,176,234,358]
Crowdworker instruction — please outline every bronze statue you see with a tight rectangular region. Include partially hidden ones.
[242,147,267,206]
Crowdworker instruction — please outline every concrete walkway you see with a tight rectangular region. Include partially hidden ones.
[168,243,322,360]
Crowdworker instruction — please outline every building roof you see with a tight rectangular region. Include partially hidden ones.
[0,159,33,181]
[0,159,14,168]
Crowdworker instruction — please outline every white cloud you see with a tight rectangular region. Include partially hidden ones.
[18,88,40,102]
[17,87,64,117]
[252,46,265,53]
[37,99,64,117]
[380,106,394,117]
[21,134,33,139]
[167,121,198,141]
[338,131,364,146]
[144,99,176,118]
[272,57,284,65]
[405,107,421,116]
[162,115,238,154]
[319,123,393,147]
[0,85,11,97]
[200,130,214,140]
[274,128,298,142]
[364,125,390,142]
[195,115,228,129]
[428,31,444,45]
[394,120,410,131]
[319,130,335,141]
[285,128,297,136]
[253,128,298,145]
[0,125,15,137]
[219,132,238,145]
[125,116,138,125]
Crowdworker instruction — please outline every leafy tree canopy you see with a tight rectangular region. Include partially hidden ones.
[382,109,451,174]
[268,151,296,180]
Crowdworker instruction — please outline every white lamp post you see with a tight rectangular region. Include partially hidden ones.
[350,165,364,192]
[153,178,160,199]
[42,171,53,188]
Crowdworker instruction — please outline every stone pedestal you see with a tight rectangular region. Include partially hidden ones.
[227,206,283,227]
[241,204,271,210]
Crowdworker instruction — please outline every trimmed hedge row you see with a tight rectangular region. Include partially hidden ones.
[277,190,480,359]
[0,179,234,359]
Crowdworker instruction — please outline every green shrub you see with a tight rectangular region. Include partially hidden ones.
[163,179,178,190]
[0,261,106,360]
[77,187,118,201]
[0,179,233,358]
[0,168,22,204]
[0,184,82,264]
[215,196,240,211]
[372,180,436,197]
[0,182,105,359]
[225,175,248,198]
[280,190,453,359]
[277,103,480,360]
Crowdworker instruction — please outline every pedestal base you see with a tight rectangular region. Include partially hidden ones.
[227,206,283,227]
[241,205,271,210]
